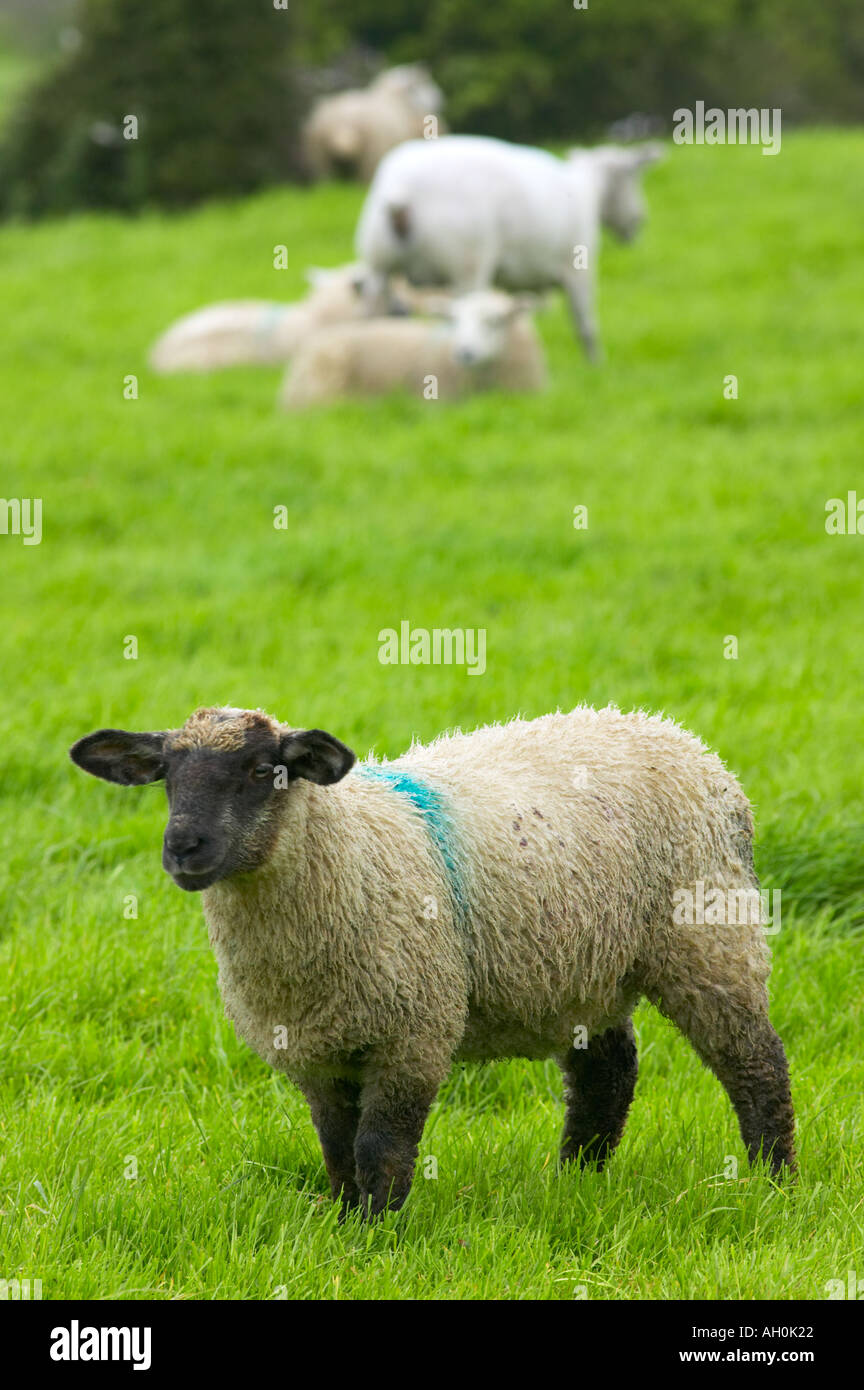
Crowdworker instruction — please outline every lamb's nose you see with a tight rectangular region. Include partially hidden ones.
[165,827,207,862]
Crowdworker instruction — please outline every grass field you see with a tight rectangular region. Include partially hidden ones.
[1,129,862,1301]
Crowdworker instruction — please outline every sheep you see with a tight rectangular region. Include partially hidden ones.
[148,266,449,373]
[355,134,664,362]
[148,265,373,373]
[69,703,796,1218]
[302,64,446,183]
[279,288,547,408]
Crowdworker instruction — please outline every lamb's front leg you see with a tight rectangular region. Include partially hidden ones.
[299,1076,362,1213]
[354,1072,439,1218]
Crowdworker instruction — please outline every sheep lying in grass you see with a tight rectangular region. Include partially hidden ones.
[356,135,663,361]
[148,265,374,373]
[70,704,795,1218]
[303,64,446,183]
[279,288,547,407]
[148,266,448,373]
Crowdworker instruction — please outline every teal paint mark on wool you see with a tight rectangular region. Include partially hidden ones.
[358,765,469,927]
[256,303,287,340]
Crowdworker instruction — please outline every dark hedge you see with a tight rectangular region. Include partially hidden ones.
[2,0,862,217]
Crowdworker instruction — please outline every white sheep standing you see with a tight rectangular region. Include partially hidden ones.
[70,704,795,1218]
[355,134,664,362]
[302,64,446,183]
[279,288,546,407]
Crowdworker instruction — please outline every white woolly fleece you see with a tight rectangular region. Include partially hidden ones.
[202,705,770,1094]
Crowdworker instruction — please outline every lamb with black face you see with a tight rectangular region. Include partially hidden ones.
[69,714,355,892]
[69,702,798,1219]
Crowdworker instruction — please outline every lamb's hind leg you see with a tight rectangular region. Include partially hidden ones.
[558,1020,638,1168]
[648,930,796,1177]
[705,1023,795,1176]
[563,268,602,363]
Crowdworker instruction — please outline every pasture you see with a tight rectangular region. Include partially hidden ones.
[0,130,862,1299]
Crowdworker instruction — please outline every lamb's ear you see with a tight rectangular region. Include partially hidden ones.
[279,729,355,785]
[69,730,169,785]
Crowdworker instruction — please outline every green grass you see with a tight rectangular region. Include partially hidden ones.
[1,130,863,1300]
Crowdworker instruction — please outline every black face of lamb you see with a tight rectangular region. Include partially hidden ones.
[68,721,356,892]
[162,734,284,891]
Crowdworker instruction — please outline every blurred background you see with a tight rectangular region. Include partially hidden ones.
[1,0,863,215]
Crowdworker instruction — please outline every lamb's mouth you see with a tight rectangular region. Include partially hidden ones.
[167,863,225,892]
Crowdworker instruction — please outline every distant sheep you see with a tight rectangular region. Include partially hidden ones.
[303,64,446,183]
[70,704,795,1219]
[279,288,547,407]
[356,134,664,361]
[148,266,442,373]
[607,113,664,143]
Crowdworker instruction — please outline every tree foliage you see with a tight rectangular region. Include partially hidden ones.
[0,0,300,217]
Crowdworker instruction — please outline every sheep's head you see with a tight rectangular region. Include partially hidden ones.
[69,707,355,892]
[304,264,412,321]
[304,263,371,321]
[371,64,444,115]
[574,142,663,243]
[444,290,538,367]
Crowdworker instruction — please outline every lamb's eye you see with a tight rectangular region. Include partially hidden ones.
[252,763,274,780]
